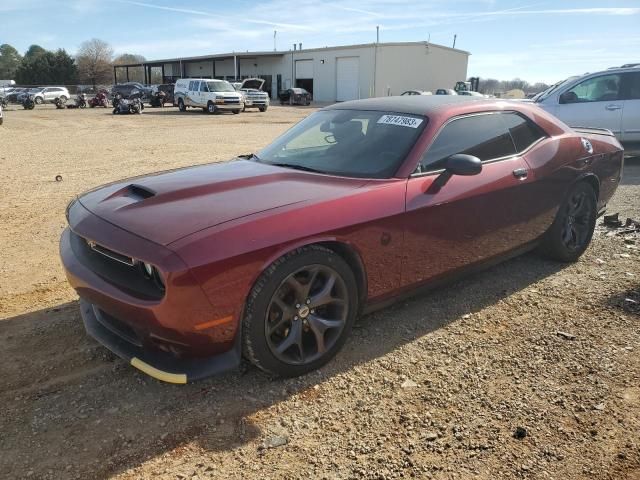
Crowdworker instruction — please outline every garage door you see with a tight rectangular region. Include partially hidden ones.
[295,60,313,79]
[336,57,359,101]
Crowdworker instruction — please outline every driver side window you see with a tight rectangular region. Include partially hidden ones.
[562,74,621,103]
[418,113,516,173]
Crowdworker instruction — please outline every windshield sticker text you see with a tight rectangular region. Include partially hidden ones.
[377,115,423,128]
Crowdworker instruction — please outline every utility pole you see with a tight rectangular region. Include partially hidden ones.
[274,30,277,51]
[376,25,379,43]
[452,34,457,48]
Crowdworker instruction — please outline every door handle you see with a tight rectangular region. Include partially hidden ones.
[512,168,528,179]
[605,104,622,111]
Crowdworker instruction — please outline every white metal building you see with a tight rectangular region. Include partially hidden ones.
[114,41,470,102]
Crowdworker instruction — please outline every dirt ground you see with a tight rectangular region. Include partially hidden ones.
[0,105,639,480]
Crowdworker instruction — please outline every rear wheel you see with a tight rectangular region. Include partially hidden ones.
[232,109,240,114]
[538,182,597,262]
[243,245,358,377]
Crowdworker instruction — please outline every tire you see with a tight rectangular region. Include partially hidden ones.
[233,109,240,114]
[207,102,215,114]
[243,245,358,377]
[538,181,597,262]
[178,99,186,112]
[259,106,267,112]
[60,96,68,102]
[35,97,43,105]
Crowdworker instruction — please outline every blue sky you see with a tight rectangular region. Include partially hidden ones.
[2,0,639,83]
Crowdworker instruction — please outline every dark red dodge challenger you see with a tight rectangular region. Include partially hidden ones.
[60,96,623,383]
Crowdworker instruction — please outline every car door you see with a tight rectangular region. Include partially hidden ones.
[553,73,624,137]
[620,71,640,146]
[402,112,540,286]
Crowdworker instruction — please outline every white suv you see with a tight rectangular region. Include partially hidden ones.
[174,78,244,114]
[535,66,640,155]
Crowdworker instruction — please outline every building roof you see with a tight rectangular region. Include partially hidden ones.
[113,41,470,68]
[325,95,484,116]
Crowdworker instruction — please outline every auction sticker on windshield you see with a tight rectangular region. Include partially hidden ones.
[377,115,423,128]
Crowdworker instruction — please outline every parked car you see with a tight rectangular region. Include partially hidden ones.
[111,82,151,101]
[457,91,485,97]
[60,95,623,383]
[16,86,70,104]
[435,89,457,95]
[20,86,70,104]
[174,78,244,114]
[150,84,175,105]
[5,87,27,103]
[535,65,640,155]
[279,88,312,105]
[238,78,269,112]
[401,90,432,96]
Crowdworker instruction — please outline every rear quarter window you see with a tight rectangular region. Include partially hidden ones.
[500,112,546,152]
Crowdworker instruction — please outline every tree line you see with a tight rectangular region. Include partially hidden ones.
[478,78,551,96]
[0,39,146,88]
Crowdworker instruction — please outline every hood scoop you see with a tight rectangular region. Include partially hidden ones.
[105,184,156,202]
[127,184,156,200]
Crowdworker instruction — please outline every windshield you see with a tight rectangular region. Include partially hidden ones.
[257,109,427,179]
[206,81,236,93]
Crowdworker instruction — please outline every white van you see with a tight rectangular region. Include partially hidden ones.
[174,78,244,114]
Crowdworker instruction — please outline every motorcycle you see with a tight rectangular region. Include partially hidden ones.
[112,91,144,114]
[89,90,109,108]
[22,94,35,110]
[53,96,67,109]
[76,93,87,108]
[149,90,167,108]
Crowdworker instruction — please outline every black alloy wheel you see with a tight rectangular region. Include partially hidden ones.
[242,245,358,377]
[265,264,349,365]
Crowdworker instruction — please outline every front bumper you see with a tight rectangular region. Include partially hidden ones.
[80,299,241,383]
[214,101,244,110]
[60,202,242,383]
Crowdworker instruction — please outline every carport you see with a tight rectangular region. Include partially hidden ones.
[113,51,285,94]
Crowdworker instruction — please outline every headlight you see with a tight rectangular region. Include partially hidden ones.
[142,262,154,277]
[139,261,165,291]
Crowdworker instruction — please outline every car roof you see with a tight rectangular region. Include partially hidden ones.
[324,95,484,116]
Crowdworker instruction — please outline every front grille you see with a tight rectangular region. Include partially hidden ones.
[223,98,240,104]
[70,231,165,301]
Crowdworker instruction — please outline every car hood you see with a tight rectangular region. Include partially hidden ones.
[240,78,265,90]
[77,160,368,246]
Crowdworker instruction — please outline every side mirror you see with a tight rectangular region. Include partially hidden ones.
[432,154,482,190]
[445,154,482,176]
[559,91,576,104]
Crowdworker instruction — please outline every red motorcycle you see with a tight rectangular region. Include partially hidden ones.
[89,90,109,108]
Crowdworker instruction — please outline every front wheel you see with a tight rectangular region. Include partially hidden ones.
[538,182,597,262]
[178,99,186,112]
[35,97,44,105]
[242,245,358,377]
[259,106,267,112]
[207,102,216,114]
[232,109,240,114]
